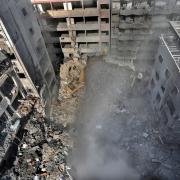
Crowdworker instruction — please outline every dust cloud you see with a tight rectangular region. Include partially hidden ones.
[70,59,140,180]
[68,2,180,179]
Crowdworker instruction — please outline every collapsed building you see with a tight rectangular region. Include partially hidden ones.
[0,0,180,179]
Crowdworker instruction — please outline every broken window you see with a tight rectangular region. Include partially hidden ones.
[12,92,23,110]
[0,113,8,132]
[101,18,109,23]
[167,99,176,115]
[101,31,109,35]
[156,93,161,103]
[18,73,26,79]
[165,69,170,79]
[159,55,163,63]
[6,106,14,117]
[155,72,159,81]
[100,4,109,9]
[85,17,98,22]
[0,76,15,100]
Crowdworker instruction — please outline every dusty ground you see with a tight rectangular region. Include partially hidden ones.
[70,58,180,180]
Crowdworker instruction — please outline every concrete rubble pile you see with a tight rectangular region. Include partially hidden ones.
[1,59,86,180]
[59,59,86,99]
[50,58,86,132]
[1,99,72,180]
[12,116,70,180]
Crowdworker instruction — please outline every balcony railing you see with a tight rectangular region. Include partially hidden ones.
[160,34,180,72]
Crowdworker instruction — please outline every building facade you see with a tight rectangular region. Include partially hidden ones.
[0,0,59,112]
[150,21,180,143]
[31,0,110,59]
[0,0,60,166]
[111,0,180,70]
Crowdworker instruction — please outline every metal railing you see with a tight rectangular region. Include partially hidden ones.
[160,34,180,72]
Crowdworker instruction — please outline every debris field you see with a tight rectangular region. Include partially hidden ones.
[1,58,180,180]
[0,59,86,180]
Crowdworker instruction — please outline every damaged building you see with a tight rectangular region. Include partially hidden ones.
[150,21,180,144]
[111,0,180,69]
[0,0,180,179]
[0,0,59,173]
[31,0,110,59]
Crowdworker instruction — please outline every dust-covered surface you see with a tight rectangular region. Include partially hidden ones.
[0,99,73,180]
[0,60,85,180]
[71,58,180,180]
[1,58,180,180]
